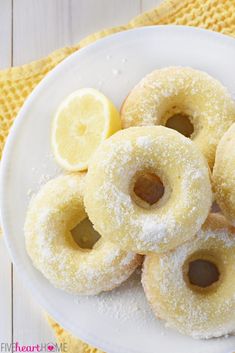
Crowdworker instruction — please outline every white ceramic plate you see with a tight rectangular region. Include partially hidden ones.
[1,26,235,353]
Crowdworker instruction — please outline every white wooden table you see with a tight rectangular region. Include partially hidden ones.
[0,0,162,345]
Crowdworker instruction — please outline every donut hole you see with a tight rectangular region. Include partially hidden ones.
[71,218,101,250]
[188,259,220,288]
[183,254,221,292]
[165,113,194,138]
[132,172,165,208]
[211,201,221,213]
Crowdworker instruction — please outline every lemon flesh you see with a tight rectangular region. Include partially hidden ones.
[52,88,121,171]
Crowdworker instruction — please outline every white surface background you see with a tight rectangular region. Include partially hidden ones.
[0,0,162,345]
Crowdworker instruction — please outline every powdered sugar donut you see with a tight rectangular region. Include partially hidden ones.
[142,214,235,339]
[213,123,235,225]
[24,174,141,295]
[121,67,235,168]
[84,126,212,253]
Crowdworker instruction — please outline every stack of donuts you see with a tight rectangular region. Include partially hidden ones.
[25,67,235,340]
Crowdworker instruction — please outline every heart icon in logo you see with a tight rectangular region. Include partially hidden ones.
[47,344,55,352]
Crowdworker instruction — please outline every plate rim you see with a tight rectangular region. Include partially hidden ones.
[1,25,235,352]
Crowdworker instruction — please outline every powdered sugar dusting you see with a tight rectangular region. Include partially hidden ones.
[25,174,140,295]
[86,126,212,253]
[136,136,152,148]
[143,215,235,339]
[75,270,157,327]
[121,66,235,168]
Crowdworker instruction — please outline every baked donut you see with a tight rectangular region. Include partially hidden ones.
[84,126,212,253]
[24,174,141,295]
[142,214,235,339]
[121,67,235,168]
[213,123,235,225]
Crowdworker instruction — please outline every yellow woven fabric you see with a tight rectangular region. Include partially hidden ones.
[2,0,235,351]
[47,316,103,353]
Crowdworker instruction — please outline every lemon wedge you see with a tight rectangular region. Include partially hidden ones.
[52,88,121,171]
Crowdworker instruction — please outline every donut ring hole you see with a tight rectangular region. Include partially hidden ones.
[211,201,221,213]
[132,172,165,209]
[183,252,221,293]
[166,113,194,138]
[71,218,101,250]
[163,106,194,138]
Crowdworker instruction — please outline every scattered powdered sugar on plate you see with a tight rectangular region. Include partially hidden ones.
[112,68,121,76]
[74,269,157,328]
[97,79,104,88]
[28,152,63,199]
[26,188,35,199]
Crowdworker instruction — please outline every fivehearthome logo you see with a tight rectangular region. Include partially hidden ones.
[0,342,68,352]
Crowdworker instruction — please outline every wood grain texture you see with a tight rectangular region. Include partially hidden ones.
[0,0,12,69]
[70,0,141,43]
[0,238,12,342]
[13,0,142,66]
[13,274,55,344]
[13,0,72,65]
[141,0,163,11]
[0,0,12,343]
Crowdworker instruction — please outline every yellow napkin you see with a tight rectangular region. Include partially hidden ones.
[2,0,235,351]
[47,316,103,353]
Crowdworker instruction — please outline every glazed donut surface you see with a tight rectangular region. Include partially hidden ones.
[142,214,235,339]
[121,67,235,168]
[84,126,212,253]
[213,123,235,226]
[24,174,141,295]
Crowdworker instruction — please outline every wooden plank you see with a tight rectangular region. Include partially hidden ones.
[0,0,12,69]
[70,0,141,44]
[13,272,55,344]
[0,0,12,344]
[0,238,12,343]
[141,0,163,12]
[13,0,72,65]
[13,0,142,67]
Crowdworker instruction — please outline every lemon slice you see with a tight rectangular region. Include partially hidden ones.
[52,88,121,171]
